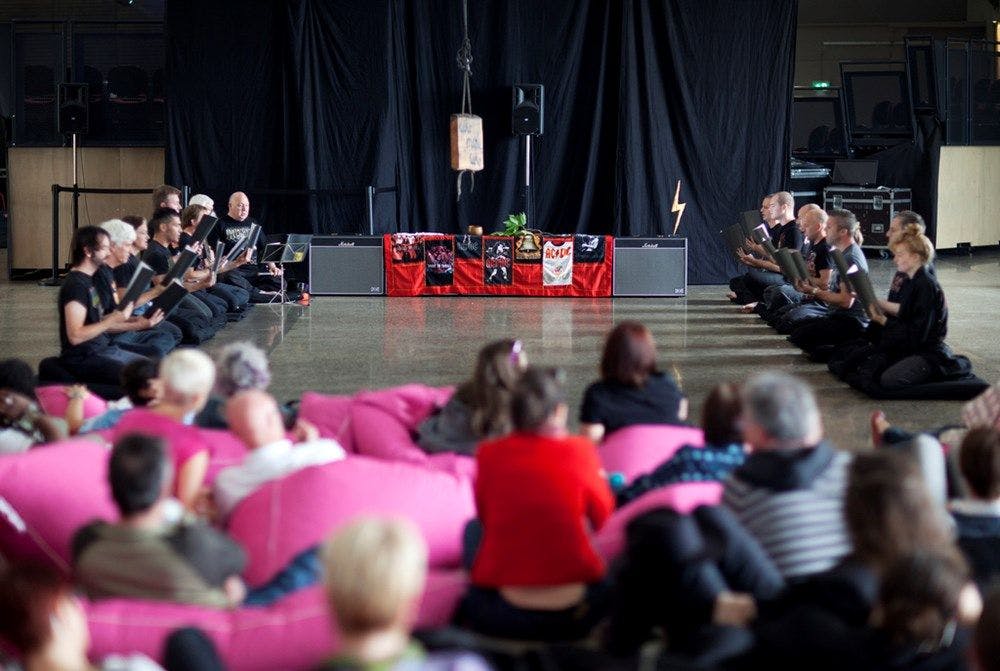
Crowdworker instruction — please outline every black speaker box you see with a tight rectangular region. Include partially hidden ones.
[58,82,89,135]
[512,84,543,136]
[309,236,384,295]
[613,237,688,296]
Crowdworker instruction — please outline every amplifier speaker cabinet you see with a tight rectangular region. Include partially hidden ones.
[309,236,384,295]
[612,237,687,297]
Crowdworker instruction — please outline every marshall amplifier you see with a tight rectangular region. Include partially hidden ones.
[309,236,384,295]
[613,237,687,297]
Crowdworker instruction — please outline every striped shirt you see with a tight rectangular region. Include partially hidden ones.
[723,446,852,579]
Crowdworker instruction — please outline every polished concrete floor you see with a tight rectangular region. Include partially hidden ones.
[2,249,998,452]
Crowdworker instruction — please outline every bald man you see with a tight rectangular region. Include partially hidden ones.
[757,204,832,322]
[214,191,284,300]
[212,389,346,519]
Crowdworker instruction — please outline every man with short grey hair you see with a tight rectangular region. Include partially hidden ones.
[723,372,851,579]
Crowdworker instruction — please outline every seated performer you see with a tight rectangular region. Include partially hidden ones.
[579,321,687,443]
[214,191,285,300]
[856,224,969,389]
[758,204,831,322]
[57,226,156,388]
[179,201,250,314]
[786,209,870,355]
[729,191,803,307]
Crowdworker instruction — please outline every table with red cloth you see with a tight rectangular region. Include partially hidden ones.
[384,233,614,297]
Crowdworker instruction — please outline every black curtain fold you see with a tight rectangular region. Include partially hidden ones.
[166,0,797,284]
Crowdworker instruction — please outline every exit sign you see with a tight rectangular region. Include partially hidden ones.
[810,80,831,89]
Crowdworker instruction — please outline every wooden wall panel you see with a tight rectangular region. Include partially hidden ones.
[936,146,1000,249]
[8,147,163,270]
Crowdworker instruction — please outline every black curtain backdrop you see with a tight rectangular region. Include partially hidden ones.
[166,0,796,284]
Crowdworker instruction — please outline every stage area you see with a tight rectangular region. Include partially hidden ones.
[2,249,998,452]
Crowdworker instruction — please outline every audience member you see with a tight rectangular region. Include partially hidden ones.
[417,338,527,455]
[616,382,745,506]
[318,518,491,671]
[0,358,66,452]
[78,358,162,434]
[459,367,615,640]
[579,321,687,443]
[0,563,167,671]
[195,341,274,429]
[72,433,247,608]
[972,587,1000,671]
[951,426,1000,587]
[213,388,346,520]
[723,371,852,579]
[108,349,215,511]
[57,226,152,388]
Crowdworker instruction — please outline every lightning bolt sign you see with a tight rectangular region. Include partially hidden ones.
[671,180,686,235]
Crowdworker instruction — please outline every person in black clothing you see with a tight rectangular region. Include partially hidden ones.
[214,191,285,299]
[580,321,687,443]
[759,204,832,321]
[787,208,870,356]
[57,227,159,387]
[179,202,251,313]
[729,191,803,307]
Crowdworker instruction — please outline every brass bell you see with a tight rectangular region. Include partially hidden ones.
[518,232,539,253]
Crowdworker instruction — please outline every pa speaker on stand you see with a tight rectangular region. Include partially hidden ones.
[512,84,543,226]
[58,83,89,136]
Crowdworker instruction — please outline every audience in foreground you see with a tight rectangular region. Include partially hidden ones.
[318,518,492,671]
[418,338,527,455]
[460,366,615,640]
[72,434,247,608]
[723,371,852,579]
[579,320,687,443]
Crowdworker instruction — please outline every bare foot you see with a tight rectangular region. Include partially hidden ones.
[726,291,737,301]
[870,410,889,447]
[739,302,758,314]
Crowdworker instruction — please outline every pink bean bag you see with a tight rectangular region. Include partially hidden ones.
[592,482,724,561]
[0,439,116,572]
[227,456,475,587]
[34,384,109,420]
[297,391,356,453]
[196,428,249,483]
[349,384,475,478]
[598,424,704,484]
[84,568,468,671]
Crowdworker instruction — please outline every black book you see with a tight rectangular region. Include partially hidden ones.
[161,248,199,286]
[722,223,747,258]
[740,210,760,239]
[773,248,804,283]
[223,224,260,265]
[751,224,777,260]
[246,224,263,261]
[211,241,226,273]
[148,279,188,318]
[846,265,882,317]
[830,248,851,282]
[117,261,154,311]
[190,215,218,245]
[789,249,810,280]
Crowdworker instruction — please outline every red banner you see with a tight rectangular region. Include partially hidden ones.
[384,234,614,297]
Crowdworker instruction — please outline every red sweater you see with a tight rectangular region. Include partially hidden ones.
[470,432,615,587]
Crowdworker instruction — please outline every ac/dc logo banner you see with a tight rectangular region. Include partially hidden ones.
[425,238,455,286]
[456,235,482,260]
[543,239,573,286]
[483,237,513,285]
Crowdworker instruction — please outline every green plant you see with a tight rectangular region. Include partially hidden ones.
[497,212,527,236]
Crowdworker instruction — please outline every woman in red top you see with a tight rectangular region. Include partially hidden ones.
[460,366,615,640]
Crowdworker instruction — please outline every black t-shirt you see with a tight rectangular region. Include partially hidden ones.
[142,239,174,276]
[776,220,804,251]
[579,371,685,435]
[58,269,110,355]
[216,214,265,259]
[92,265,117,314]
[113,255,139,288]
[805,238,831,278]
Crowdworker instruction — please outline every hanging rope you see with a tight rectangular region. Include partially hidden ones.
[454,0,477,200]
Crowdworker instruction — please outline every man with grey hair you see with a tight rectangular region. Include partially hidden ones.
[723,371,852,579]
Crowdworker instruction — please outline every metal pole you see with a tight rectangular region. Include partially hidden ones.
[71,133,79,232]
[40,185,61,286]
[367,185,375,236]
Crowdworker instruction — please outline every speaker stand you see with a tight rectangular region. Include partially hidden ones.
[520,134,532,225]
